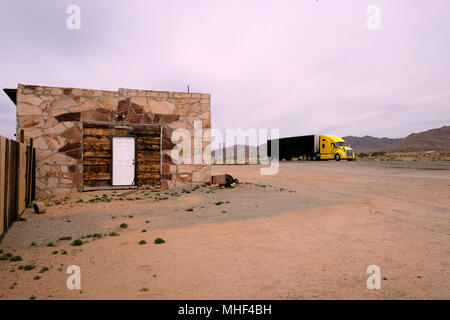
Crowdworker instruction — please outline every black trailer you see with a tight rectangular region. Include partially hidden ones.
[268,134,320,160]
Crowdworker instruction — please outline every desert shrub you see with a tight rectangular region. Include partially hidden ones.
[138,240,147,245]
[9,256,22,262]
[59,236,72,241]
[358,153,369,158]
[24,263,36,271]
[39,267,49,273]
[120,223,128,229]
[46,242,56,247]
[71,239,83,246]
[185,208,194,212]
[154,238,165,244]
[371,151,386,157]
[109,232,119,237]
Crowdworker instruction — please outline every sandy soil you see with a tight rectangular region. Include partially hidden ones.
[0,161,449,299]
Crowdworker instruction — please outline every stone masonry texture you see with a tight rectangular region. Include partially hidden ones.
[15,84,211,199]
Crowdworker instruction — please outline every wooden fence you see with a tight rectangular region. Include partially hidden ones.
[0,134,35,238]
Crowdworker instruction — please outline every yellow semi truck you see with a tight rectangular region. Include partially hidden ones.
[267,134,356,161]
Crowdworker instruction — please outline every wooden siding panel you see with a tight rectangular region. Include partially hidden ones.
[82,124,161,188]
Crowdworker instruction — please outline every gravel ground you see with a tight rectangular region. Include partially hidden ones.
[0,160,449,299]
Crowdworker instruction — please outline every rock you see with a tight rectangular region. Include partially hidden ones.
[44,123,67,135]
[65,148,82,159]
[34,136,49,149]
[47,177,59,188]
[17,94,43,106]
[18,116,44,128]
[49,98,79,109]
[44,135,67,150]
[33,202,46,214]
[51,88,63,95]
[98,97,118,111]
[45,153,78,166]
[24,128,44,138]
[69,98,97,112]
[58,142,81,152]
[55,112,81,122]
[61,125,82,142]
[72,88,83,96]
[37,165,51,178]
[35,149,53,160]
[60,178,73,184]
[131,97,147,106]
[144,101,176,115]
[17,103,42,116]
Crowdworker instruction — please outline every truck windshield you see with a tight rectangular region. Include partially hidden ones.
[335,142,346,147]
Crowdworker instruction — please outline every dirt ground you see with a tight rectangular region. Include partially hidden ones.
[0,161,449,300]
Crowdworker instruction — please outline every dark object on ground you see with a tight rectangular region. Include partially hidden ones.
[33,202,45,214]
[211,174,239,187]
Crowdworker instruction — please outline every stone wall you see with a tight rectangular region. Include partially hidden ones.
[15,84,211,199]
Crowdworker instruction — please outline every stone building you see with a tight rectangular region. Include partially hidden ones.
[4,84,211,199]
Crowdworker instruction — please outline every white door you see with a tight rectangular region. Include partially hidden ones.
[112,137,135,186]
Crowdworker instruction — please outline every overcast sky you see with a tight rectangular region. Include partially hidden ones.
[1,0,449,141]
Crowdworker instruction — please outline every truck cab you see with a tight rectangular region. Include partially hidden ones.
[319,135,355,161]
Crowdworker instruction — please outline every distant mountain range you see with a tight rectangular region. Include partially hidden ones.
[212,125,450,156]
[342,136,401,153]
[344,126,450,153]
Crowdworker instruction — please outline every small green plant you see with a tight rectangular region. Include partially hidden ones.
[145,220,150,224]
[29,295,36,300]
[61,250,68,255]
[47,242,56,247]
[71,239,83,246]
[372,151,386,157]
[23,263,36,271]
[33,275,41,280]
[154,238,165,244]
[9,256,22,262]
[142,229,147,233]
[120,223,128,229]
[383,277,388,281]
[109,232,119,237]
[39,267,49,273]
[52,250,58,255]
[30,242,36,247]
[93,233,102,238]
[185,208,194,212]
[140,287,149,292]
[358,152,369,158]
[139,240,147,245]
[59,236,72,241]
[214,201,224,206]
[221,211,227,213]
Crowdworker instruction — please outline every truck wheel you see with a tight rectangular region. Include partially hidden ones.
[334,154,341,161]
[312,154,317,161]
